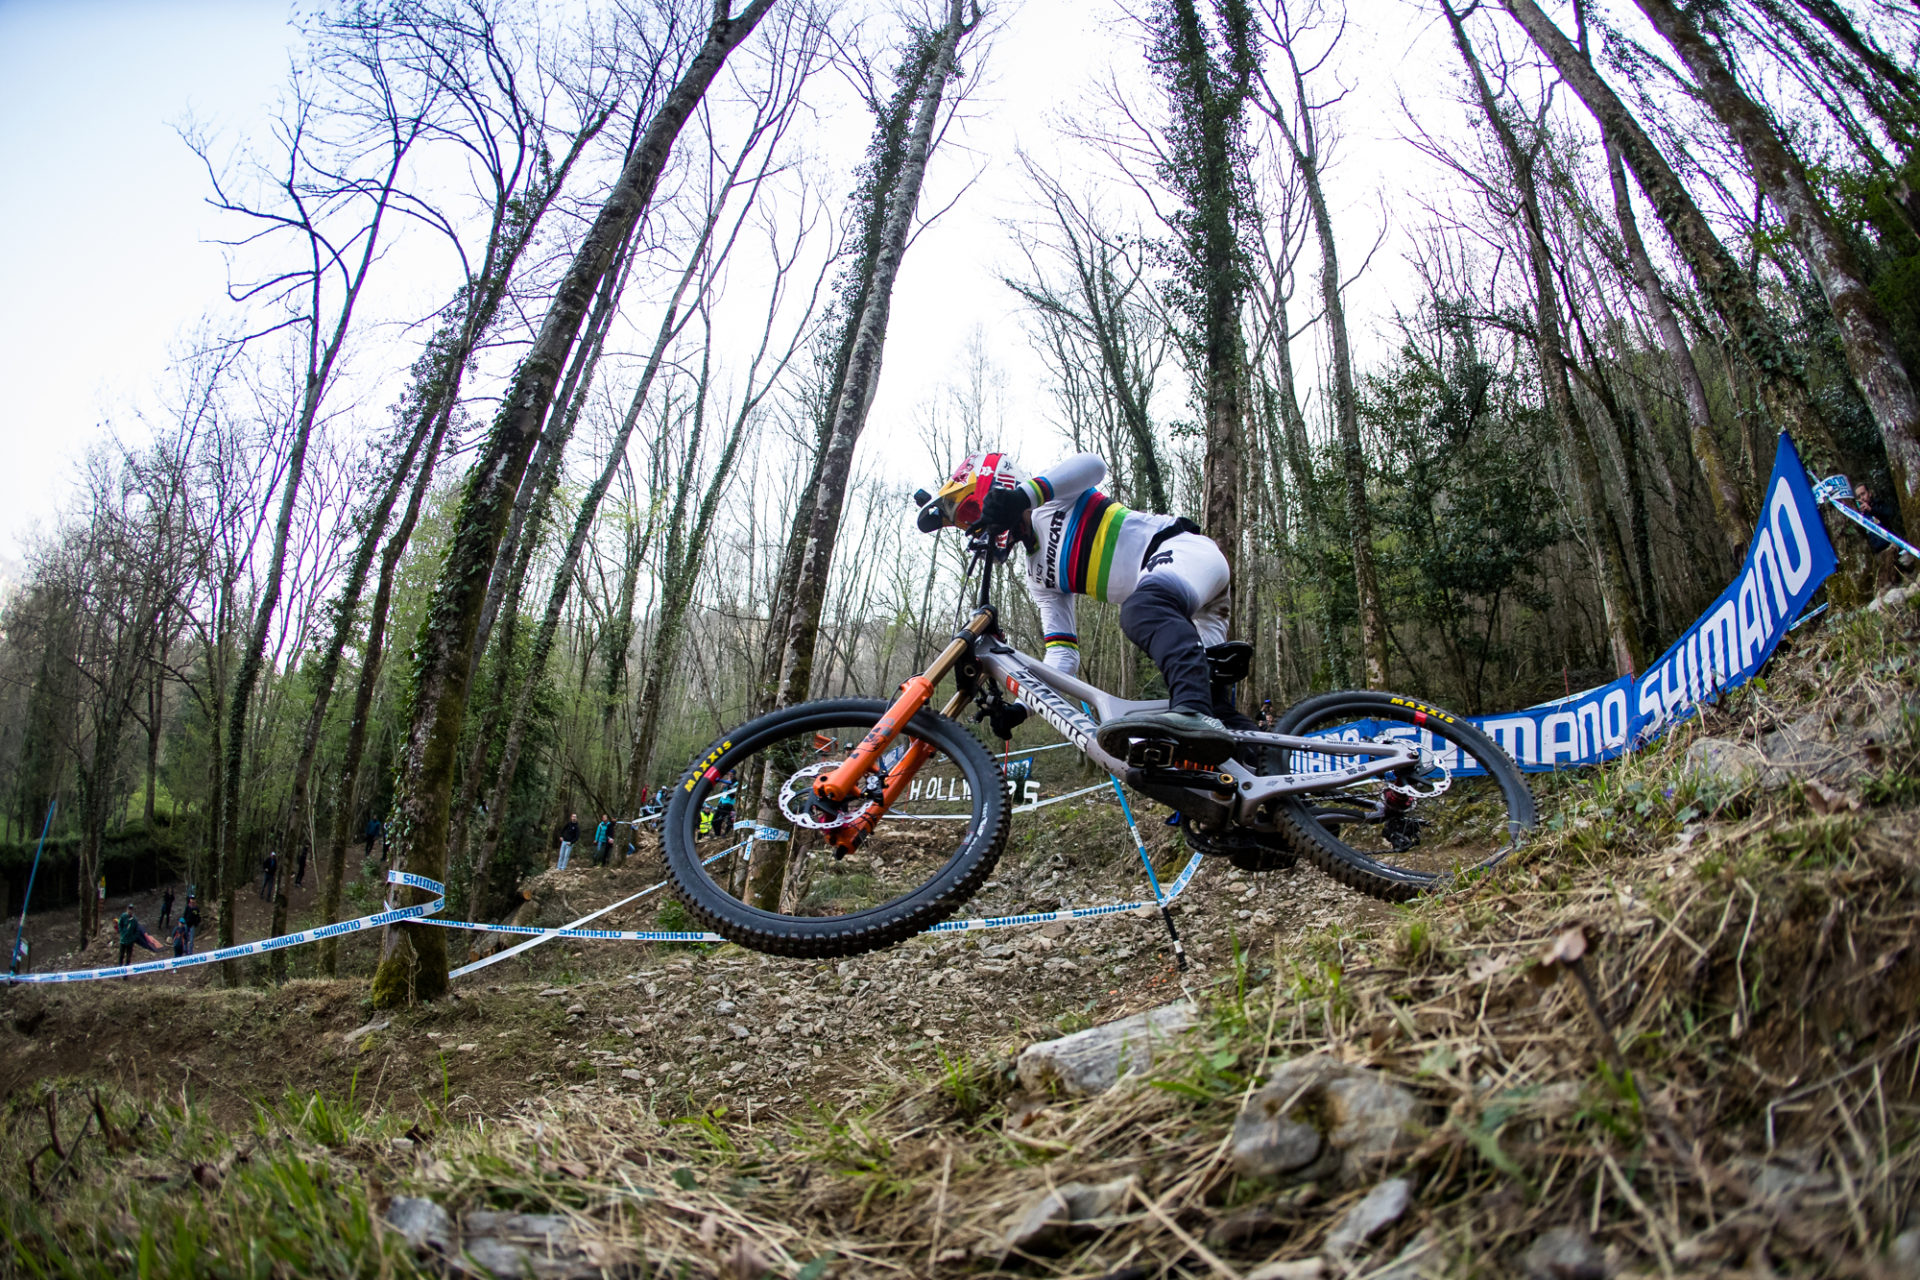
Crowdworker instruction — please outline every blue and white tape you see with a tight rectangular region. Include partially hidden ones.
[14,820,1211,983]
[925,847,1204,934]
[7,873,445,985]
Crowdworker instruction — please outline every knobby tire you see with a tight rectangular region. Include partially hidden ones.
[663,697,1009,958]
[1274,690,1535,902]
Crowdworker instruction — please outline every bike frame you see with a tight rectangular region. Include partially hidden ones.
[811,531,1421,836]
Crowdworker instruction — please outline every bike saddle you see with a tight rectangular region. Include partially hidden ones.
[1205,641,1254,684]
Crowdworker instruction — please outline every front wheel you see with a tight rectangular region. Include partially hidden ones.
[662,697,1009,958]
[1273,691,1534,901]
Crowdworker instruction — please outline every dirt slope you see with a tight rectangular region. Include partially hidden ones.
[3,598,1917,1278]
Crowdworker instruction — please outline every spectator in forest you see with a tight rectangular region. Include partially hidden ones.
[115,905,162,967]
[1257,699,1275,730]
[593,815,611,867]
[171,917,191,957]
[259,850,278,900]
[557,814,580,869]
[1851,482,1907,590]
[294,846,309,888]
[159,886,176,930]
[179,895,201,955]
[364,816,383,857]
[714,778,737,836]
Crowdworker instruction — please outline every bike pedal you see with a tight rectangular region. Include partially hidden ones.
[1125,739,1180,768]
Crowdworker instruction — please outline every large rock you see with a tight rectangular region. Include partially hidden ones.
[1686,706,1898,792]
[1230,1099,1323,1178]
[1000,1175,1136,1253]
[1232,1054,1424,1185]
[1016,1001,1195,1097]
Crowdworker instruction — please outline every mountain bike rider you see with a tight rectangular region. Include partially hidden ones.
[924,451,1247,764]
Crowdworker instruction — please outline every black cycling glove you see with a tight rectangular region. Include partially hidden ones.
[980,484,1032,532]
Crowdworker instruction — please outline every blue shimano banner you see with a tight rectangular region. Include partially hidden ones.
[1306,435,1837,775]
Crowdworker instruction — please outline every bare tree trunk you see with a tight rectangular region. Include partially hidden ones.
[1634,0,1920,532]
[373,0,774,1007]
[1256,4,1384,685]
[1304,166,1385,687]
[1603,133,1751,554]
[1444,0,1645,675]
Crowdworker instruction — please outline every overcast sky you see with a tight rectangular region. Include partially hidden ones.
[0,0,1453,569]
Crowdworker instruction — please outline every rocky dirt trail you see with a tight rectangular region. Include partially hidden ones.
[8,601,1918,1278]
[0,794,1380,1128]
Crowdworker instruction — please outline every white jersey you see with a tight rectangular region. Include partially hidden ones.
[1016,454,1188,676]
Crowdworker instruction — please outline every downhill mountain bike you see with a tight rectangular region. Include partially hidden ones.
[663,529,1535,959]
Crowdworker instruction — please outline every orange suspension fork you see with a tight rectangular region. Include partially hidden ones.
[813,611,994,806]
[825,689,970,851]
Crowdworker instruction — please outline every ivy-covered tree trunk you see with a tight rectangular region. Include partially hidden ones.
[318,407,452,975]
[1633,0,1920,534]
[445,232,637,884]
[751,0,973,912]
[1497,0,1840,469]
[1152,0,1258,579]
[372,0,775,1008]
[466,236,712,923]
[275,109,601,977]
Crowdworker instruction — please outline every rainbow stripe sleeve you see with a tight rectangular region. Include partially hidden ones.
[1058,490,1130,600]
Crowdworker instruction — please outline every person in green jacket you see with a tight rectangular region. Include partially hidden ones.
[115,905,162,968]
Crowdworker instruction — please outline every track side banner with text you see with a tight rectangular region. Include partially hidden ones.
[1309,435,1838,774]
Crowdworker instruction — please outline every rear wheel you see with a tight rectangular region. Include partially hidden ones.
[662,698,1009,958]
[1273,691,1534,901]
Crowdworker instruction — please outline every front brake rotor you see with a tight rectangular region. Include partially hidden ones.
[778,760,879,830]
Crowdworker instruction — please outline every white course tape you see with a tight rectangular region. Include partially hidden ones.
[445,841,746,977]
[12,818,1210,984]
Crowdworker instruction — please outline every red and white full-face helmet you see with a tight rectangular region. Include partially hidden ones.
[933,451,1025,529]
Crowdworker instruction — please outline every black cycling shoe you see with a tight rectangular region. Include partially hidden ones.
[1096,709,1236,765]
